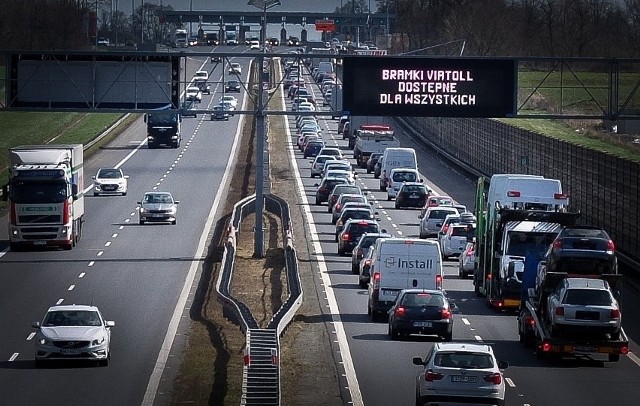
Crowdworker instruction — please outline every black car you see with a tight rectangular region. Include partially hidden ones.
[373,159,383,179]
[335,208,376,241]
[395,182,429,209]
[544,226,617,274]
[351,232,392,274]
[337,219,384,256]
[388,289,453,341]
[225,80,241,92]
[366,152,383,174]
[327,184,362,213]
[315,177,349,205]
[267,37,280,46]
[303,141,325,158]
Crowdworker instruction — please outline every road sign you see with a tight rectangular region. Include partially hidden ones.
[315,20,335,32]
[342,56,516,118]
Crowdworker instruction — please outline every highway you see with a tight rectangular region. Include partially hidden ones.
[0,44,638,406]
[0,48,252,405]
[281,62,640,405]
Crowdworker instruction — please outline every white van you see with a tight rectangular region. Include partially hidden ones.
[379,147,417,191]
[367,238,443,321]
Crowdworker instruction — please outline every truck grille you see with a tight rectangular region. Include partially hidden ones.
[18,215,61,223]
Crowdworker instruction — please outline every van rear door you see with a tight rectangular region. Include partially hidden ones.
[405,241,442,290]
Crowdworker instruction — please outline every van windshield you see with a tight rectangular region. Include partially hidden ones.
[393,172,417,182]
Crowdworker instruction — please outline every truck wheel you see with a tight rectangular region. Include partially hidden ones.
[63,243,73,251]
[609,354,620,362]
[139,220,145,225]
[9,243,22,252]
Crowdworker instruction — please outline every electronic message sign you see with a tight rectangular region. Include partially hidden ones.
[342,57,516,117]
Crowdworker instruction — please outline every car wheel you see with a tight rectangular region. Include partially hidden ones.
[351,265,358,274]
[310,174,315,178]
[374,173,379,179]
[99,358,109,367]
[335,234,338,242]
[367,303,371,316]
[359,280,367,288]
[172,220,177,225]
[458,266,463,278]
[387,195,392,201]
[388,324,399,340]
[122,192,127,196]
[139,220,145,225]
[9,242,22,252]
[327,206,332,213]
[315,198,320,206]
[443,332,453,342]
[609,354,620,362]
[94,192,99,196]
[419,231,426,239]
[35,359,45,368]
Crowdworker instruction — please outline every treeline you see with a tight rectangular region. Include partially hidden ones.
[382,0,640,57]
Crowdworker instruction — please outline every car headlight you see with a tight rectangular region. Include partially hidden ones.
[139,207,146,213]
[168,207,177,214]
[92,336,105,346]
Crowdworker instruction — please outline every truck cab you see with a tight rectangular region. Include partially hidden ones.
[145,111,182,149]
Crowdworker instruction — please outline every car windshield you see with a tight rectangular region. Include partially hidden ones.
[97,169,121,179]
[403,185,425,195]
[506,232,556,256]
[564,289,612,306]
[341,210,371,221]
[11,181,67,204]
[43,310,102,327]
[393,172,417,182]
[429,210,457,220]
[401,292,445,307]
[333,186,360,195]
[144,194,173,204]
[434,352,494,369]
[349,223,379,234]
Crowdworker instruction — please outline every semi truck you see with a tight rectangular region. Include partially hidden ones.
[145,110,182,149]
[3,145,85,251]
[473,174,579,309]
[174,28,188,48]
[353,127,399,168]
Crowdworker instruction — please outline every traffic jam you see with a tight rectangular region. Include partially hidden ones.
[279,50,631,406]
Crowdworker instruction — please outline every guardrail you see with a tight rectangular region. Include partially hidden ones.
[215,193,302,406]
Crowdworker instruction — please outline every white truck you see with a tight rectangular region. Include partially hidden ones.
[379,147,418,192]
[174,28,188,48]
[3,145,84,251]
[353,127,399,168]
[473,174,579,309]
[367,238,443,321]
[310,47,334,70]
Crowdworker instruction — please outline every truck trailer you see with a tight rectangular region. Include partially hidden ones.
[3,145,85,251]
[353,127,399,168]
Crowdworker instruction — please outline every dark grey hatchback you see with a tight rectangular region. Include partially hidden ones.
[388,289,453,341]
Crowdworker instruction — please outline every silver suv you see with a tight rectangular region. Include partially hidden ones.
[419,206,459,238]
[413,342,508,406]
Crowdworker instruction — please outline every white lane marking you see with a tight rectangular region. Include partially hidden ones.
[119,225,125,229]
[142,56,247,406]
[68,285,75,291]
[97,251,104,257]
[26,332,35,341]
[0,252,6,259]
[112,233,118,238]
[390,223,397,228]
[79,272,85,278]
[56,298,64,305]
[9,353,18,362]
[505,378,516,387]
[105,242,111,247]
[88,261,95,267]
[474,335,483,341]
[462,318,470,325]
[279,67,364,406]
[628,351,640,367]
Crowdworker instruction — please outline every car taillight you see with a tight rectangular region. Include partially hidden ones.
[335,203,342,211]
[440,308,452,319]
[552,240,562,249]
[319,187,328,193]
[507,190,521,197]
[356,248,363,257]
[483,373,502,385]
[607,240,615,252]
[342,233,350,241]
[363,259,372,267]
[554,193,568,199]
[442,225,449,234]
[436,274,443,289]
[394,306,406,317]
[425,370,444,382]
[466,247,475,257]
[611,309,621,319]
[555,306,565,316]
[372,272,381,289]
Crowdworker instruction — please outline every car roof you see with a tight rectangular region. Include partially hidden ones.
[400,288,445,295]
[345,218,378,225]
[145,191,172,196]
[47,304,99,312]
[564,278,608,289]
[434,342,493,354]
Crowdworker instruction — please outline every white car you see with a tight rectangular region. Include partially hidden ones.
[439,224,471,259]
[185,86,202,102]
[220,95,238,109]
[229,62,242,75]
[413,342,508,406]
[92,167,128,196]
[250,40,260,50]
[138,191,179,225]
[459,240,476,278]
[32,304,115,366]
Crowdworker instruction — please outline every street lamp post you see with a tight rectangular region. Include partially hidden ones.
[247,0,281,258]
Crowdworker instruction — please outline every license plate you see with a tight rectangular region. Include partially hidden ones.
[413,321,432,328]
[409,194,418,198]
[451,375,476,383]
[152,213,165,218]
[33,240,47,245]
[381,289,398,297]
[60,348,81,355]
[503,299,521,307]
[574,345,598,352]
